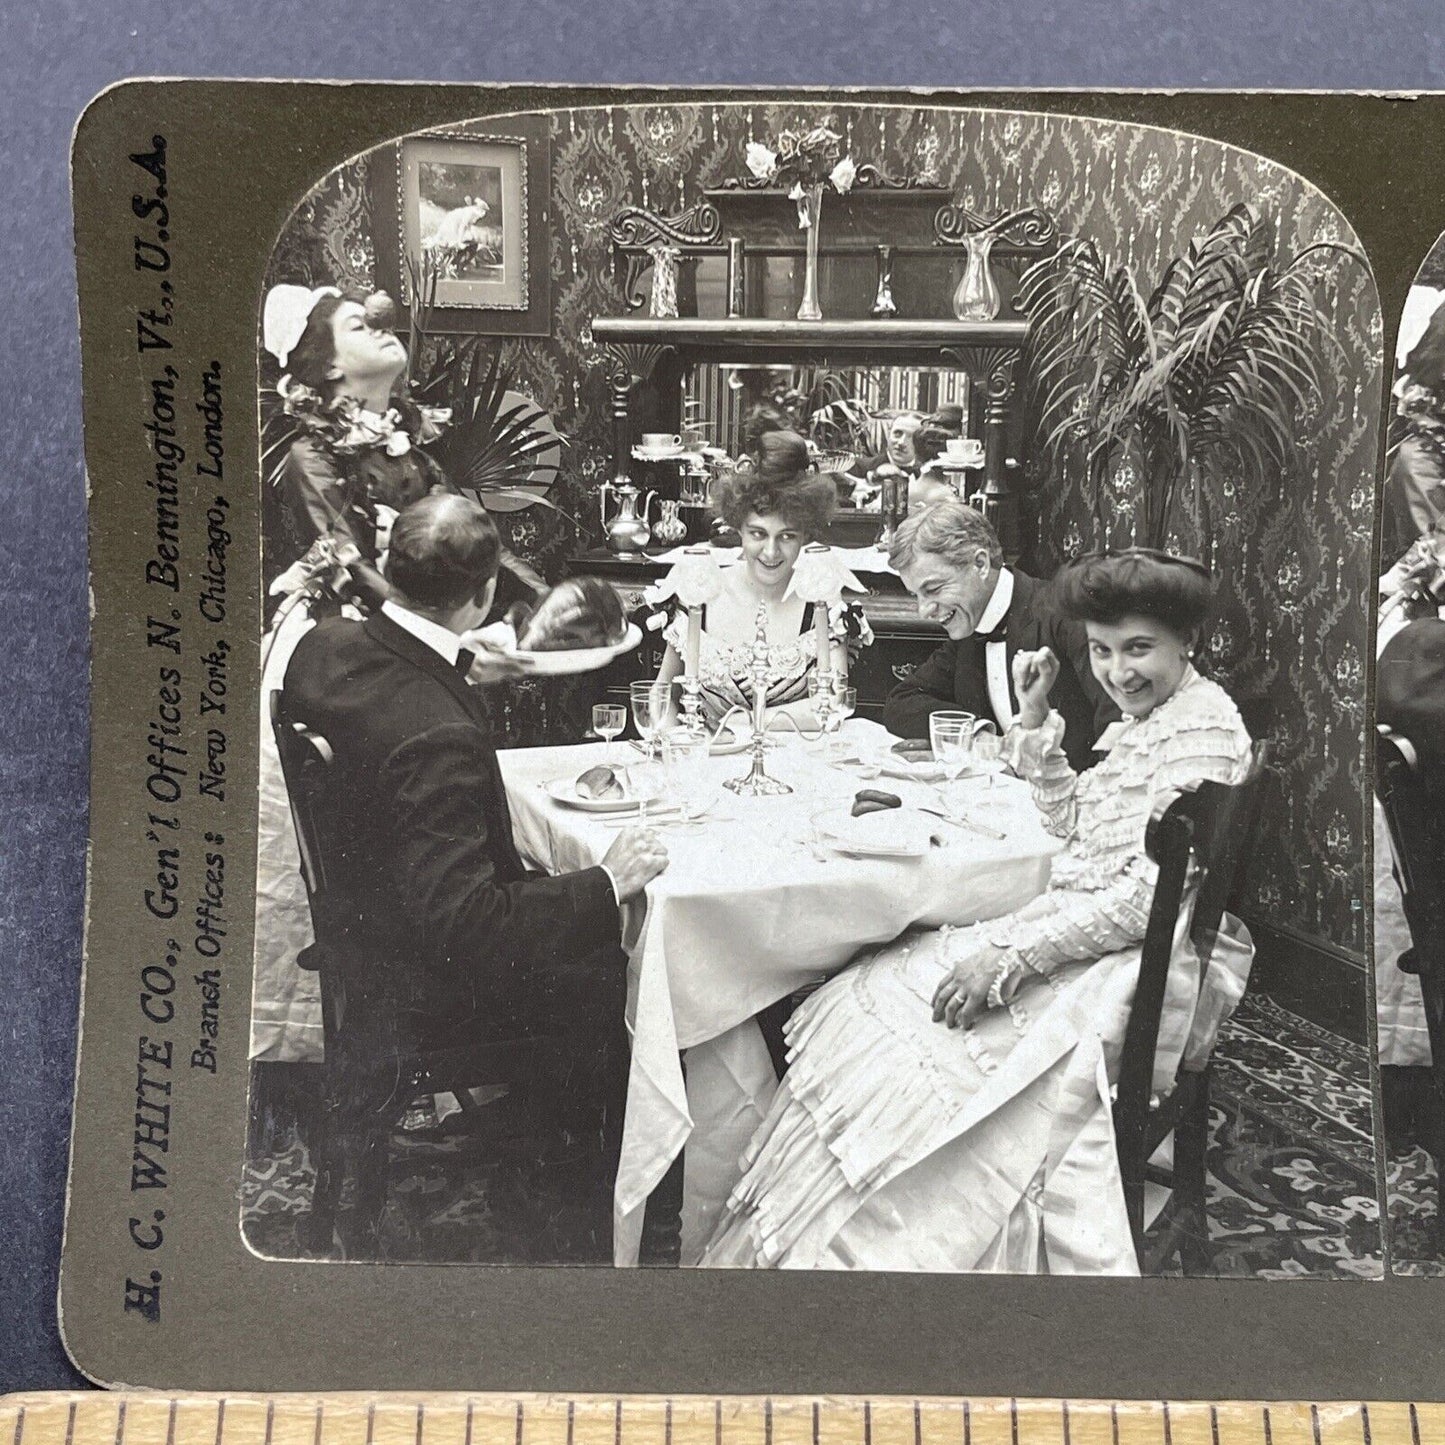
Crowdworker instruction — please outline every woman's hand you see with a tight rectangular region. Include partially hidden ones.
[1011,647,1058,730]
[931,943,1012,1029]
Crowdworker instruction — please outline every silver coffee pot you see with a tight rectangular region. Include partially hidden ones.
[599,478,659,555]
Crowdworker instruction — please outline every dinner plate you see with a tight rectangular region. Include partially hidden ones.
[543,772,664,813]
[638,726,756,758]
[876,754,1007,783]
[511,623,642,675]
[814,807,933,858]
[876,754,949,783]
[704,726,750,757]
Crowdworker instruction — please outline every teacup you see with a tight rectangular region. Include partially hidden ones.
[945,437,985,465]
[641,432,683,453]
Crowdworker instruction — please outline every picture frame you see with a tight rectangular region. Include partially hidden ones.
[374,117,552,335]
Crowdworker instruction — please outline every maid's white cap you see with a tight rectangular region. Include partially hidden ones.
[1397,285,1445,372]
[262,284,341,369]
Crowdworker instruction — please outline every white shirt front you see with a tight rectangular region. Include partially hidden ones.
[975,567,1017,729]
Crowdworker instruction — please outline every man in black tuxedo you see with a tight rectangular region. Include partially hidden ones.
[282,493,667,1251]
[882,502,1116,770]
[1379,616,1445,798]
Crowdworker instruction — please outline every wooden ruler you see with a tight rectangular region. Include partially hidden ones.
[1,1395,1440,1445]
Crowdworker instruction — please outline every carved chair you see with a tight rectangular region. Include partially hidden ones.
[269,690,553,1260]
[1375,724,1445,1248]
[1113,742,1271,1274]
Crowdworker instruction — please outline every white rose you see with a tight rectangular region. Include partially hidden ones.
[745,141,777,181]
[829,156,857,194]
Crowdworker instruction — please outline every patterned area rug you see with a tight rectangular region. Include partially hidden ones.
[1205,993,1382,1279]
[242,993,1392,1275]
[1385,1148,1443,1275]
[242,1103,615,1265]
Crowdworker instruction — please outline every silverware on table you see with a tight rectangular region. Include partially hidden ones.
[916,805,1007,842]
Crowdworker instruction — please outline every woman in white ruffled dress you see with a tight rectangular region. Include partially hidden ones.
[700,549,1256,1273]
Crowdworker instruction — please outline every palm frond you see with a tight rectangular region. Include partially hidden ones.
[1018,201,1361,551]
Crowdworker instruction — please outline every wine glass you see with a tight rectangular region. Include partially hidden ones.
[592,703,626,766]
[928,711,974,814]
[971,718,1001,790]
[824,684,857,762]
[629,679,668,760]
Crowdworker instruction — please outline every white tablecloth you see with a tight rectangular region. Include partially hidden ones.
[497,720,1063,1265]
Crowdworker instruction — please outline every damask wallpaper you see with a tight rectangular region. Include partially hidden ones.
[263,102,1382,961]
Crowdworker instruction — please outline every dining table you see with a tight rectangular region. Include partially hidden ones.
[497,718,1065,1267]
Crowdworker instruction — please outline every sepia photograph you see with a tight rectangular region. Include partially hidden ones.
[419,158,505,276]
[241,100,1383,1280]
[397,133,531,313]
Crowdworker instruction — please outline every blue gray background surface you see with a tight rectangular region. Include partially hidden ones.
[2,0,1442,1395]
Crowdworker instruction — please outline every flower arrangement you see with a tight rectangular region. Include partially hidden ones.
[274,376,452,461]
[1394,380,1445,470]
[745,121,857,228]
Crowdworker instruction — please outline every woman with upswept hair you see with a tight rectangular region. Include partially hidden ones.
[701,549,1256,1273]
[655,430,846,727]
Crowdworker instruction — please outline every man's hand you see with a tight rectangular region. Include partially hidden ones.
[1011,646,1059,730]
[457,626,529,685]
[602,827,669,901]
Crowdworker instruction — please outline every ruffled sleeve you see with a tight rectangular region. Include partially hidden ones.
[986,674,1253,995]
[661,607,689,656]
[1002,708,1082,840]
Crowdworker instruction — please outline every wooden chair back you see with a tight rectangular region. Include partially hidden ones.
[1113,741,1271,1260]
[1375,725,1445,1074]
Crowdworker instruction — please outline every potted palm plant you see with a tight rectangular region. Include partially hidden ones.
[1017,203,1364,550]
[404,253,575,593]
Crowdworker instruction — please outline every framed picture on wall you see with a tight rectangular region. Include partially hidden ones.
[376,117,551,334]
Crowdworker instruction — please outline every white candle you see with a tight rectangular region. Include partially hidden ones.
[815,603,830,672]
[685,604,702,677]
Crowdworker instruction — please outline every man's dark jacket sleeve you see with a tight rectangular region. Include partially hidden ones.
[881,639,960,738]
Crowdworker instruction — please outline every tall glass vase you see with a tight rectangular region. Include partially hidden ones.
[952,231,1002,322]
[797,183,825,322]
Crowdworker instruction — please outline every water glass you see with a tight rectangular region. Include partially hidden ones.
[929,710,974,808]
[822,685,856,760]
[592,703,626,766]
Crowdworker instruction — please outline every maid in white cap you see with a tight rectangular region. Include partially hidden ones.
[1387,285,1445,558]
[253,284,453,1070]
[262,283,452,607]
